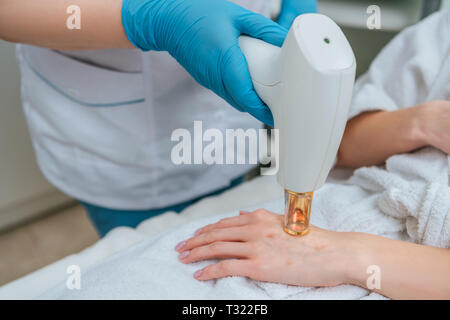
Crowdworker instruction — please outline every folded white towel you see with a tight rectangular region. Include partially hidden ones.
[350,147,449,248]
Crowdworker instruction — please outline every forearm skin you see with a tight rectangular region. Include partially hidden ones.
[336,106,427,168]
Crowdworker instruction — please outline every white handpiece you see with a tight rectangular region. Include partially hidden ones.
[239,13,356,193]
[239,14,356,236]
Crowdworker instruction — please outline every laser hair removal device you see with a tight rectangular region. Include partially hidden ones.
[239,14,356,236]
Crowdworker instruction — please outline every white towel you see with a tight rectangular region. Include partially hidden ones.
[39,198,382,300]
[350,147,450,248]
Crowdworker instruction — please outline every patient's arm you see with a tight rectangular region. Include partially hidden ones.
[348,230,450,300]
[176,209,450,300]
[336,100,450,168]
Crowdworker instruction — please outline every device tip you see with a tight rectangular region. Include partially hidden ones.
[283,190,313,236]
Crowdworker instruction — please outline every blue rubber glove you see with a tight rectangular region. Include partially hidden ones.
[277,0,318,29]
[122,0,289,126]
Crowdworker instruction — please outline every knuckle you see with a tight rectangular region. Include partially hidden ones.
[184,239,193,249]
[253,213,264,222]
[209,242,222,251]
[203,232,214,243]
[218,261,231,275]
[201,266,211,278]
[201,224,211,231]
[254,209,269,220]
[254,208,265,215]
[189,247,200,258]
[218,218,229,225]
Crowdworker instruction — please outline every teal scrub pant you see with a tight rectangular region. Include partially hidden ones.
[80,175,245,237]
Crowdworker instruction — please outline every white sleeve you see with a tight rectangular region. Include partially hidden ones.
[348,10,450,120]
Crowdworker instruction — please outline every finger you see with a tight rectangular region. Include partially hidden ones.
[179,226,253,252]
[232,13,285,126]
[221,44,274,126]
[237,12,288,47]
[239,210,251,215]
[194,259,253,281]
[197,215,251,235]
[277,0,318,29]
[179,241,251,264]
[245,103,274,127]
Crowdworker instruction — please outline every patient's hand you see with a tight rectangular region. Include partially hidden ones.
[175,209,357,287]
[418,100,450,154]
[337,99,450,168]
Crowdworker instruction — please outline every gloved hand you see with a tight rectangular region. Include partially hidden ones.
[277,0,317,29]
[122,0,289,126]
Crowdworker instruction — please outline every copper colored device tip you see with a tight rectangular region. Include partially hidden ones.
[283,190,313,236]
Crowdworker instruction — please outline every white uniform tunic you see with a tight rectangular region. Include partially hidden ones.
[16,1,273,210]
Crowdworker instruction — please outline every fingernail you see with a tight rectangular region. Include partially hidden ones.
[194,269,203,278]
[175,241,186,251]
[194,228,202,236]
[178,250,190,259]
